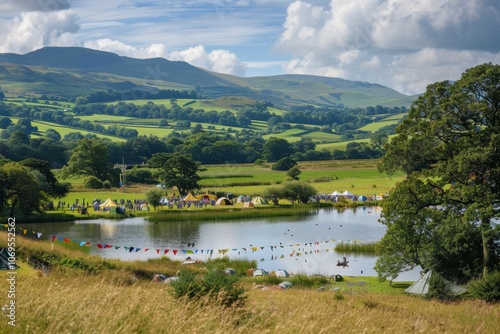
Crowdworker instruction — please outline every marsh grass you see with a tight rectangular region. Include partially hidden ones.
[147,206,317,222]
[334,241,379,254]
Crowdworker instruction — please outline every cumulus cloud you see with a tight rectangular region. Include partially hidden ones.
[0,9,79,54]
[277,0,500,94]
[168,45,247,76]
[84,38,168,59]
[85,40,247,76]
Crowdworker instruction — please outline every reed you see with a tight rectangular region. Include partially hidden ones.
[334,241,379,254]
[147,206,317,222]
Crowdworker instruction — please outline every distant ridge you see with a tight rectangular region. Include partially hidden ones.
[0,47,416,108]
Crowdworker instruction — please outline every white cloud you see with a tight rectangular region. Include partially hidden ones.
[84,40,247,76]
[277,0,500,94]
[84,38,167,58]
[0,9,79,54]
[168,45,247,76]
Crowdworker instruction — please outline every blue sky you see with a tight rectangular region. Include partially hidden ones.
[1,0,499,95]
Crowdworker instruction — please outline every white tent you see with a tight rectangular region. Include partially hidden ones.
[405,270,467,296]
[331,191,339,196]
[341,190,354,197]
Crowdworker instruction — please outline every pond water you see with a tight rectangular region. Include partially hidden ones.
[19,207,420,280]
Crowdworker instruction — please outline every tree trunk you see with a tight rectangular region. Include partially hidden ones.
[481,220,491,278]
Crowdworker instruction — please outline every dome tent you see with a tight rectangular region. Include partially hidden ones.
[216,197,233,205]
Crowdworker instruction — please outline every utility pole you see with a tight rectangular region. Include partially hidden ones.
[114,157,126,192]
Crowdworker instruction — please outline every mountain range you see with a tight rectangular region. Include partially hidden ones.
[0,47,416,109]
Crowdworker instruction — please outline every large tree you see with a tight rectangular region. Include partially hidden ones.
[2,162,46,216]
[377,63,500,281]
[148,152,205,196]
[60,138,114,182]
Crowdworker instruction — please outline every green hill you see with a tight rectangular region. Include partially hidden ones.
[0,47,416,109]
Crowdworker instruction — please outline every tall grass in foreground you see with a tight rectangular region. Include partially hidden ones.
[3,272,499,334]
[2,233,499,333]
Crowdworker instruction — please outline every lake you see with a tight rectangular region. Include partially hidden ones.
[19,207,420,280]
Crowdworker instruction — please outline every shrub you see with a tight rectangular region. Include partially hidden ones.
[170,268,246,307]
[84,176,103,189]
[468,271,500,302]
[103,180,112,189]
[272,157,297,171]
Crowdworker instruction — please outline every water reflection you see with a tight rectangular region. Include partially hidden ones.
[19,207,419,280]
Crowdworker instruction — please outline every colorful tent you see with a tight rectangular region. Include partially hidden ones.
[99,198,118,208]
[183,193,198,202]
[251,196,268,205]
[195,193,218,201]
[242,202,255,208]
[216,197,233,205]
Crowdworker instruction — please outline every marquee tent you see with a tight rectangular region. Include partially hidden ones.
[195,193,218,201]
[99,198,118,208]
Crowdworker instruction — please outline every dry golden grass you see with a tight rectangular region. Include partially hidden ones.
[1,272,499,334]
[1,233,499,333]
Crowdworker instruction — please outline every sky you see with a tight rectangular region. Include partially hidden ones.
[0,0,499,95]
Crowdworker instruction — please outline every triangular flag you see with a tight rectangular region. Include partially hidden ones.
[173,250,178,255]
[23,229,27,235]
[164,249,169,254]
[97,244,103,249]
[37,233,42,239]
[52,235,57,242]
[156,249,160,254]
[129,247,134,252]
[115,246,121,250]
[135,248,141,252]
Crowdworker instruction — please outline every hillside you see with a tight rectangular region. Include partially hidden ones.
[0,47,415,109]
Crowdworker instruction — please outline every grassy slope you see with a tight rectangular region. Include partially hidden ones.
[1,233,497,333]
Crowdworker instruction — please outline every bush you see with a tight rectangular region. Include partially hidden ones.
[272,157,297,171]
[170,268,246,307]
[103,180,112,189]
[84,176,103,189]
[468,271,500,302]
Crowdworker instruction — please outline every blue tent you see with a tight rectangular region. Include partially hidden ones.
[358,195,368,201]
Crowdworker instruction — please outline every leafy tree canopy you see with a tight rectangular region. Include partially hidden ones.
[148,152,206,196]
[377,63,500,281]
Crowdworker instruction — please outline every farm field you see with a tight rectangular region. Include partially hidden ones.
[54,160,403,206]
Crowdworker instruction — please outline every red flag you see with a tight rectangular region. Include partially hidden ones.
[173,250,178,255]
[63,238,70,243]
[164,249,169,254]
[97,244,103,249]
[52,235,57,242]
[156,249,160,254]
[104,244,112,248]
